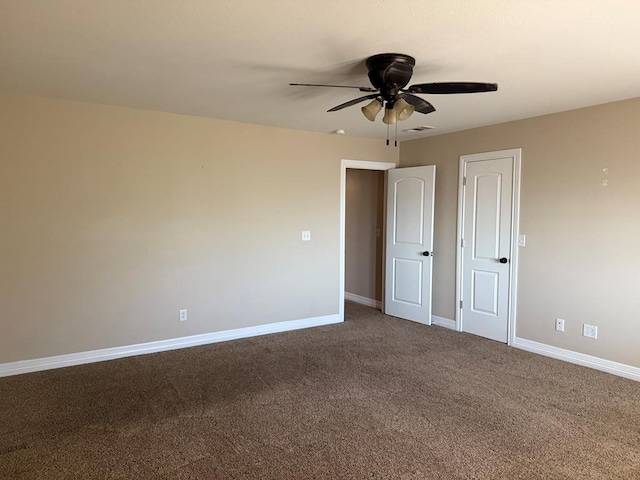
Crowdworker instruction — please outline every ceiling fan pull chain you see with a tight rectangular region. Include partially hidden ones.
[395,121,398,147]
[386,122,390,146]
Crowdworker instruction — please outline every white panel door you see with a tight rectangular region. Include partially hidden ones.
[384,166,435,324]
[461,156,514,342]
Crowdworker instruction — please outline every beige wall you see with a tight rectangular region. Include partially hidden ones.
[345,169,384,302]
[400,98,640,367]
[0,93,398,364]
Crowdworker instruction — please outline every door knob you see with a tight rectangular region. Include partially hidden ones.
[421,251,430,256]
[499,257,508,264]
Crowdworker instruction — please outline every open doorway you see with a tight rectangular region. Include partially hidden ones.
[345,168,385,309]
[339,160,396,321]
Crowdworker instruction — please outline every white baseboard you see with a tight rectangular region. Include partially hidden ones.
[432,315,457,330]
[0,314,342,378]
[512,336,640,382]
[345,292,382,309]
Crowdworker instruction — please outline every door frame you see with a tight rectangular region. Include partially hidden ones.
[455,149,522,345]
[340,159,397,321]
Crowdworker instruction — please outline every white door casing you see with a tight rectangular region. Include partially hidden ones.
[456,149,521,344]
[384,166,436,325]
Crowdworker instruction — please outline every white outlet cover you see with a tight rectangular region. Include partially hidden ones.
[555,318,565,332]
[583,323,598,339]
[179,309,188,321]
[301,231,311,241]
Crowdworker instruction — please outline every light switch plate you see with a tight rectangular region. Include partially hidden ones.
[518,234,526,247]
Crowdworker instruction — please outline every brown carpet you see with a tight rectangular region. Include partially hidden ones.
[1,301,639,479]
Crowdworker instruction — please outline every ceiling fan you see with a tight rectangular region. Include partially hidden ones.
[290,53,498,144]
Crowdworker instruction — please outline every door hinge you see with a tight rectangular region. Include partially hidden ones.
[460,300,463,309]
[463,176,467,186]
[461,238,465,248]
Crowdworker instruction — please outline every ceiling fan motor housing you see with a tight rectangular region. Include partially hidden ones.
[366,53,416,101]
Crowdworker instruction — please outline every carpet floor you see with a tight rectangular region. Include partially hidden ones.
[1,301,639,479]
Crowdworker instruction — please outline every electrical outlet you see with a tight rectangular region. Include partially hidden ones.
[301,231,311,241]
[179,309,188,322]
[555,318,565,332]
[583,323,598,339]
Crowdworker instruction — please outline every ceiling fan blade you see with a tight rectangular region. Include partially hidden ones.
[289,83,378,92]
[327,94,379,112]
[407,82,498,94]
[400,94,436,114]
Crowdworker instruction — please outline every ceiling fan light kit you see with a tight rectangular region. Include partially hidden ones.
[382,107,397,125]
[394,98,415,122]
[361,98,383,121]
[290,53,498,146]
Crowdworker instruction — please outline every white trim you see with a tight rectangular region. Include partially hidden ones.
[345,292,382,309]
[455,149,522,344]
[0,314,341,378]
[455,155,465,333]
[512,336,640,382]
[432,315,457,330]
[340,159,397,321]
[342,159,397,170]
[509,152,522,346]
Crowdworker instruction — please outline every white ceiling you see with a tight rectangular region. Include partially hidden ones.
[1,1,639,140]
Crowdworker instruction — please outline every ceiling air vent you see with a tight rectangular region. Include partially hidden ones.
[402,126,435,133]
